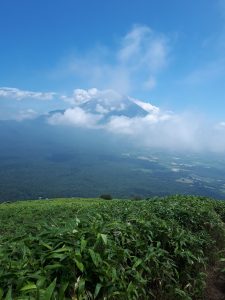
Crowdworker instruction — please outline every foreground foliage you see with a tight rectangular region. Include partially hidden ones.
[1,196,225,299]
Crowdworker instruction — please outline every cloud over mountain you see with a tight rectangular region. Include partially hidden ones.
[48,88,165,131]
[1,85,225,152]
[48,107,103,128]
[44,88,219,151]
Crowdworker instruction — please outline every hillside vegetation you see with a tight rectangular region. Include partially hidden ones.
[1,196,225,299]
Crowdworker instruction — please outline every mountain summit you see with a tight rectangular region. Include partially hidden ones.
[48,88,160,127]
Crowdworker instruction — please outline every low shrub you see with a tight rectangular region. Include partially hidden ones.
[99,194,112,200]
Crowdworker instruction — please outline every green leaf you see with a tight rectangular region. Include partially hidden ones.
[42,278,56,300]
[59,282,69,300]
[47,253,67,260]
[175,288,191,299]
[89,249,100,267]
[133,258,142,269]
[75,217,80,226]
[78,278,85,296]
[41,242,53,250]
[74,257,84,272]
[100,234,107,245]
[36,276,46,288]
[5,287,12,300]
[0,288,3,300]
[20,283,37,291]
[111,267,117,281]
[44,263,63,270]
[80,238,87,253]
[127,282,135,294]
[51,246,72,253]
[94,283,102,299]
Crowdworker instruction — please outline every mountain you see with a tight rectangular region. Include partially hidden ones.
[79,95,149,118]
[1,95,225,202]
[46,93,160,126]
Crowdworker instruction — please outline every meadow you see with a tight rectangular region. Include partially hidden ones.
[1,196,225,299]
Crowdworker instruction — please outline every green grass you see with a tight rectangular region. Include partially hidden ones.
[1,196,225,299]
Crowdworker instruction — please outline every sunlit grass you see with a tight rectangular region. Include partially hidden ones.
[0,196,225,299]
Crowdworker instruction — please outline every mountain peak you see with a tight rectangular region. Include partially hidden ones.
[66,88,159,119]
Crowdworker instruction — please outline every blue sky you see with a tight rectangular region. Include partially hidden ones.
[1,0,225,122]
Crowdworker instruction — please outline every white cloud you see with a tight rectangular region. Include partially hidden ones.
[62,88,123,106]
[50,88,198,150]
[105,112,196,150]
[106,116,136,135]
[3,85,225,152]
[62,88,99,105]
[16,109,38,121]
[95,104,109,114]
[118,25,168,72]
[46,87,225,152]
[0,87,56,101]
[48,107,102,128]
[215,121,225,130]
[55,25,170,94]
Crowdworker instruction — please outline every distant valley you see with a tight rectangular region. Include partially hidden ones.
[1,117,225,202]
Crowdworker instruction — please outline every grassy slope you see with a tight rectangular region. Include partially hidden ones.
[1,196,225,299]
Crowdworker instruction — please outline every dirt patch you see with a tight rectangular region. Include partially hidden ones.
[204,262,225,300]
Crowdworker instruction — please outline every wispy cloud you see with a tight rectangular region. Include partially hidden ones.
[53,25,170,94]
[0,87,64,121]
[0,87,56,101]
[16,109,38,121]
[118,25,168,73]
